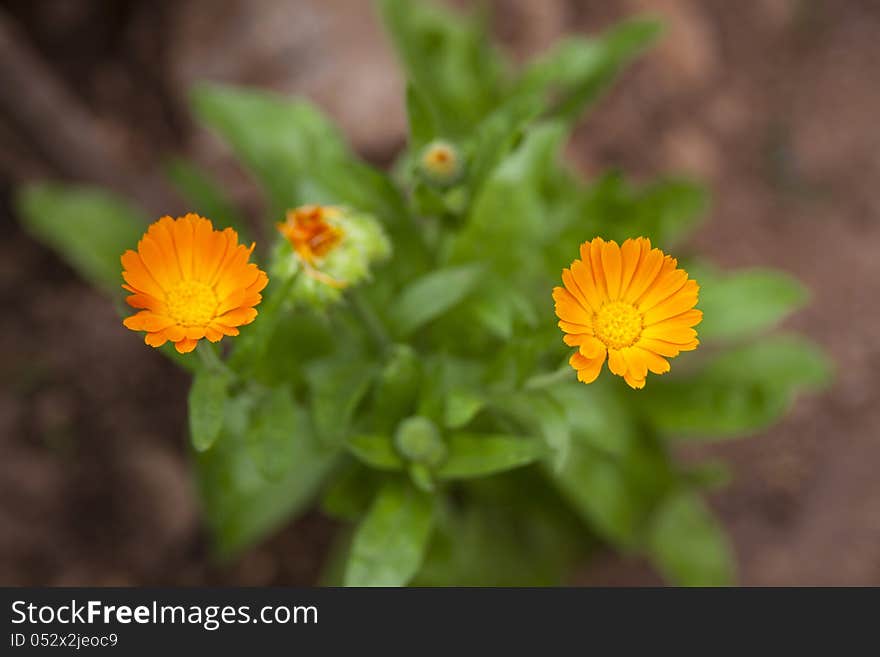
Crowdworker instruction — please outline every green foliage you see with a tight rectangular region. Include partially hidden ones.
[638,335,831,440]
[16,183,145,295]
[188,361,231,452]
[694,265,809,341]
[15,0,831,586]
[164,157,249,240]
[344,479,434,586]
[648,490,734,586]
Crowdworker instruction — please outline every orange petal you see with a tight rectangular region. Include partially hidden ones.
[215,306,257,328]
[618,237,643,300]
[642,279,699,325]
[174,338,199,354]
[144,332,168,348]
[623,242,663,303]
[634,346,671,375]
[569,347,607,385]
[607,348,627,376]
[553,287,593,325]
[601,239,623,300]
[570,259,605,311]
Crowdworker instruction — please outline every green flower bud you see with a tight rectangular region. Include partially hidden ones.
[418,140,463,187]
[394,416,447,468]
[272,204,390,307]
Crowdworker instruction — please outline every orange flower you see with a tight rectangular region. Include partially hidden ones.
[277,205,344,265]
[553,237,701,389]
[121,214,268,354]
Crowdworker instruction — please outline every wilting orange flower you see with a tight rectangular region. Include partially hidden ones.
[121,214,268,354]
[277,205,344,265]
[276,204,346,287]
[553,237,701,389]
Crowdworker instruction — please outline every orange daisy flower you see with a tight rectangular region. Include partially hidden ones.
[121,214,268,354]
[553,237,701,389]
[277,205,344,265]
[276,204,346,287]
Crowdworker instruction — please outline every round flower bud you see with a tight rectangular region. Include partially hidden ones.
[393,416,447,468]
[273,204,390,307]
[418,140,463,187]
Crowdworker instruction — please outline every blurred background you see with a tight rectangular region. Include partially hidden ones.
[1,0,878,586]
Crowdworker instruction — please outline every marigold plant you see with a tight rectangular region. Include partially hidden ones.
[16,0,830,587]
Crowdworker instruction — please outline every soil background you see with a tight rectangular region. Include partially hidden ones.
[1,0,879,586]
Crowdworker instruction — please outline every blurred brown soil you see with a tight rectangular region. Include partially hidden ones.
[1,0,879,585]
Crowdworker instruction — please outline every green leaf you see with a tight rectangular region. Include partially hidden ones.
[15,183,145,295]
[190,83,347,214]
[245,385,303,481]
[695,266,809,341]
[164,157,249,239]
[414,470,589,586]
[515,19,662,125]
[406,83,436,152]
[444,387,485,429]
[648,490,734,586]
[552,444,644,547]
[307,356,375,448]
[639,335,832,440]
[371,345,422,434]
[580,176,708,249]
[390,264,482,337]
[194,392,337,559]
[321,462,380,521]
[346,434,404,471]
[188,367,231,452]
[378,0,508,135]
[344,479,434,586]
[436,433,546,479]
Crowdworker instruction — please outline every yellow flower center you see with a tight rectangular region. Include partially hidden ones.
[165,280,218,327]
[593,301,643,350]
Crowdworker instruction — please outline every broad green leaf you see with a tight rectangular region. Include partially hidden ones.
[188,367,231,452]
[306,356,375,448]
[406,83,436,152]
[695,266,809,341]
[453,122,567,282]
[552,444,644,547]
[378,0,508,135]
[414,471,590,586]
[390,264,482,336]
[493,390,571,468]
[344,479,434,586]
[648,490,734,586]
[320,462,380,521]
[547,380,637,458]
[444,387,485,429]
[551,435,675,548]
[639,335,832,440]
[195,392,337,559]
[190,83,347,213]
[245,385,302,481]
[583,176,708,248]
[371,345,422,434]
[164,157,249,239]
[346,434,404,471]
[515,19,662,125]
[464,95,544,203]
[16,183,145,295]
[436,433,546,479]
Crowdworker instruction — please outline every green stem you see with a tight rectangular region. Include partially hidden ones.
[197,341,231,376]
[349,290,392,353]
[523,364,573,390]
